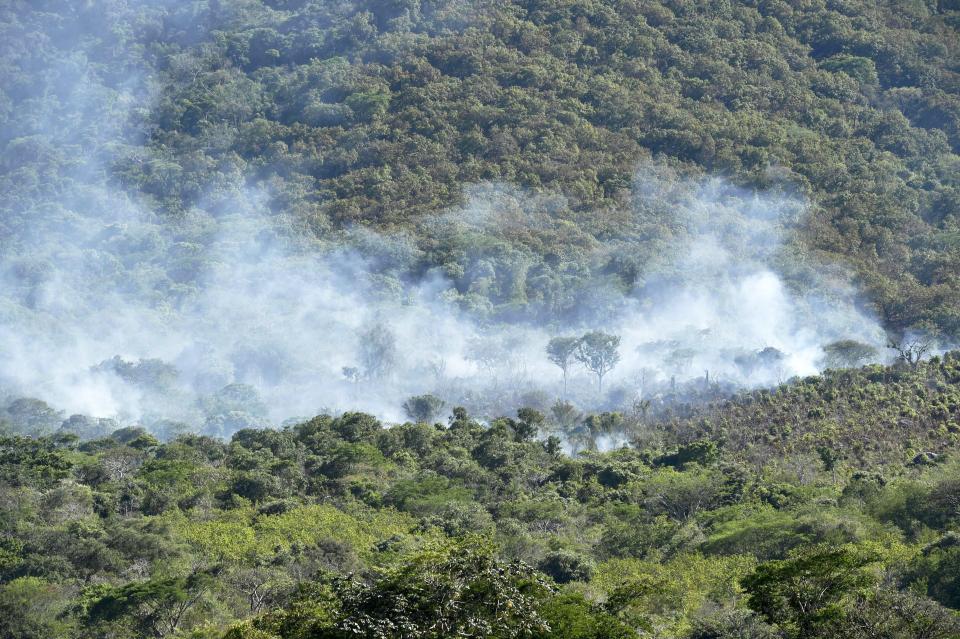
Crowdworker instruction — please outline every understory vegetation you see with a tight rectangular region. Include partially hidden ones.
[3,354,960,638]
[3,0,960,637]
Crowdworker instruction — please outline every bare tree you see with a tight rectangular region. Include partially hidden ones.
[102,449,141,482]
[228,565,291,613]
[342,366,361,384]
[428,357,446,382]
[887,326,938,368]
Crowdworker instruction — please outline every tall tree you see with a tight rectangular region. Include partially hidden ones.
[742,545,879,639]
[402,394,446,423]
[575,332,620,395]
[360,323,398,380]
[822,340,878,369]
[546,336,580,396]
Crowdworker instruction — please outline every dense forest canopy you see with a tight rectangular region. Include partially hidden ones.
[3,1,960,638]
[2,0,959,430]
[4,356,960,638]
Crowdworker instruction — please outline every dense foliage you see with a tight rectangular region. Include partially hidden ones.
[4,1,960,637]
[3,355,960,638]
[2,0,959,330]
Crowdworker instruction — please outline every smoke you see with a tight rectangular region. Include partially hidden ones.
[0,168,886,436]
[0,3,887,439]
[611,168,885,390]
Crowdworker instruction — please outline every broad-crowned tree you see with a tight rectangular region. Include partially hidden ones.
[574,332,620,395]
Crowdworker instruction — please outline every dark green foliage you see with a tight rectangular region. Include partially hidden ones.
[3,2,960,631]
[0,436,72,488]
[85,572,211,638]
[654,440,719,469]
[742,545,880,638]
[8,0,960,332]
[237,539,553,639]
[905,533,960,609]
[537,550,595,584]
[332,540,549,639]
[402,394,446,424]
[515,408,545,442]
[1,356,960,638]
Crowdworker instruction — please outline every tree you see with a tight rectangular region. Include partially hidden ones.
[887,327,937,368]
[339,539,550,638]
[688,608,776,639]
[515,407,544,442]
[100,447,142,482]
[904,532,960,609]
[227,564,292,613]
[735,347,786,378]
[817,445,845,485]
[575,332,620,395]
[402,394,446,423]
[643,467,730,522]
[538,550,595,584]
[342,366,361,384]
[360,323,398,380]
[742,545,880,639]
[547,337,580,396]
[845,586,960,639]
[756,347,785,368]
[0,577,71,639]
[85,572,211,638]
[261,538,552,639]
[822,340,878,369]
[534,592,635,639]
[202,384,268,418]
[2,398,63,436]
[550,400,581,429]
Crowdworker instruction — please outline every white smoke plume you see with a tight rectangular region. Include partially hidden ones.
[0,3,888,438]
[0,167,887,437]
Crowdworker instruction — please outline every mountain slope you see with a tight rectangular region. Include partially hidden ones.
[2,0,960,332]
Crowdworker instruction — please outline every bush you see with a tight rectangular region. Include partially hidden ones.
[538,550,595,584]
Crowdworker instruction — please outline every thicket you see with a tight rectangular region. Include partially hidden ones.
[2,355,960,638]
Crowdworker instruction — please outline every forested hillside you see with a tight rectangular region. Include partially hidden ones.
[3,355,960,638]
[3,1,960,638]
[3,0,960,331]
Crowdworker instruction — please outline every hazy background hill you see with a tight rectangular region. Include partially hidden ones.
[2,0,959,429]
[3,0,959,332]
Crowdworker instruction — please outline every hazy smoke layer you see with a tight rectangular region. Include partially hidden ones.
[0,169,885,434]
[0,4,886,436]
